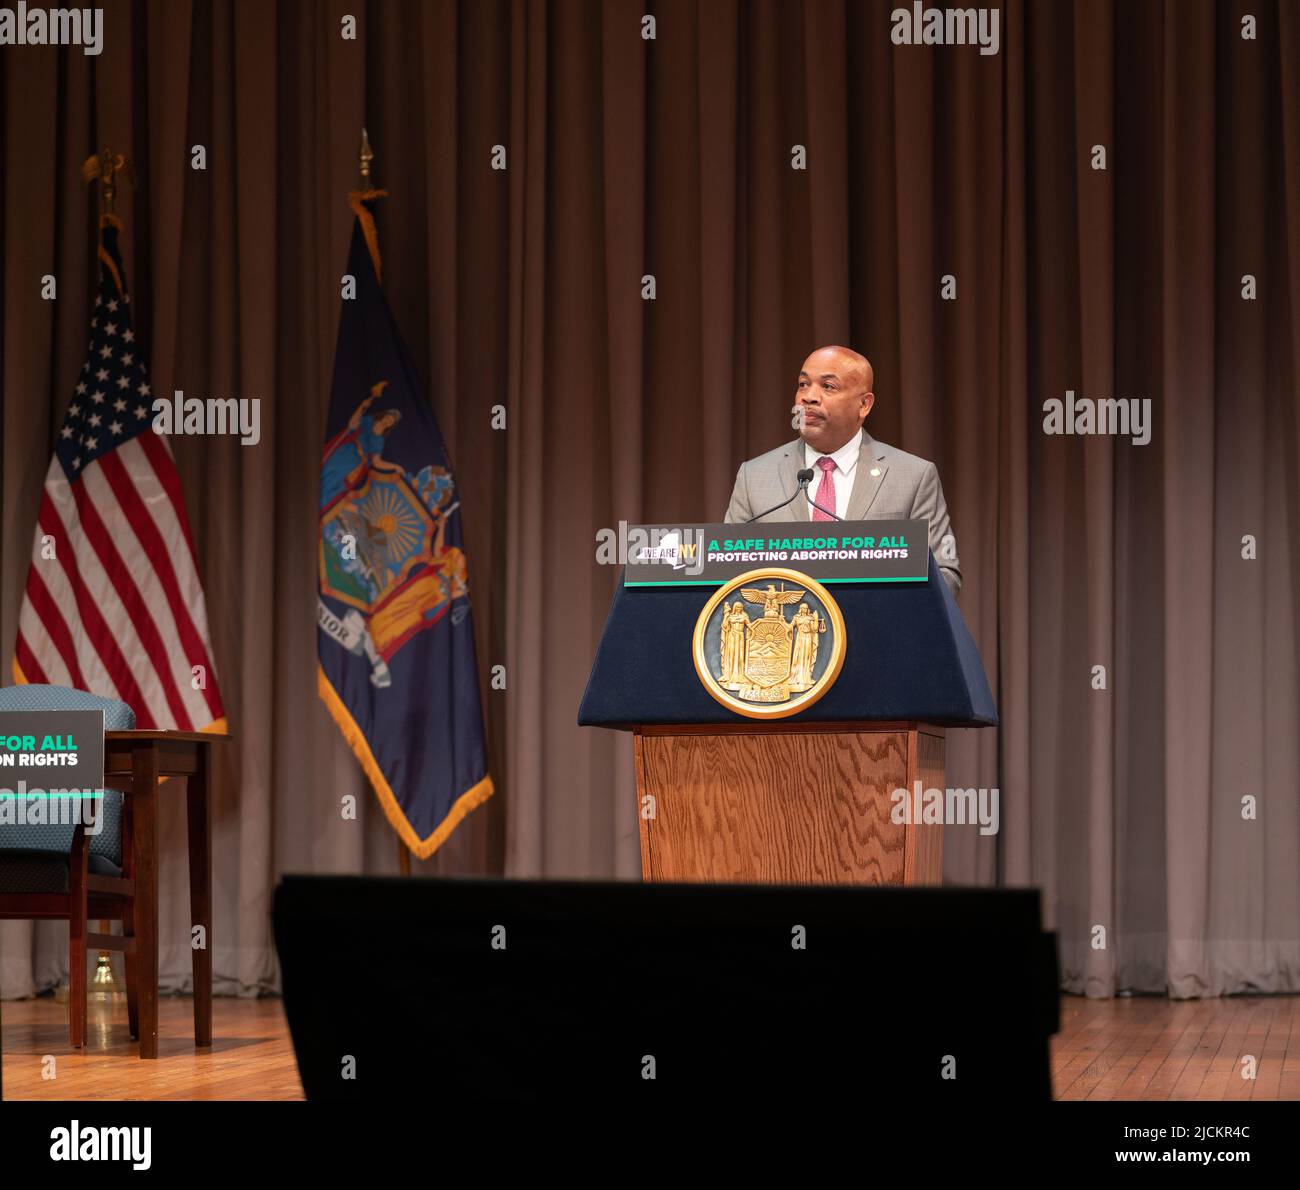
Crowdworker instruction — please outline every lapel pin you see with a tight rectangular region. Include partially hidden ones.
[870,467,881,477]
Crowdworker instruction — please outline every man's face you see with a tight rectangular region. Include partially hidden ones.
[794,349,874,453]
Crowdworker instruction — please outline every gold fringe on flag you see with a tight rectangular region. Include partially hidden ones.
[317,664,494,859]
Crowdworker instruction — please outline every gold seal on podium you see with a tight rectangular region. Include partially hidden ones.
[692,568,846,719]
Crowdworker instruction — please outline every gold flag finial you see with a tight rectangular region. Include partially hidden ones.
[359,127,374,190]
[81,149,135,214]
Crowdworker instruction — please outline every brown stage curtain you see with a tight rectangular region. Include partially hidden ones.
[2,0,1298,1000]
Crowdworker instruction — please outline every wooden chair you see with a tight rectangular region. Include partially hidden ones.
[0,684,140,1048]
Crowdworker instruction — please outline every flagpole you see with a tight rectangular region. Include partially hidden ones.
[80,148,138,1002]
[354,129,411,878]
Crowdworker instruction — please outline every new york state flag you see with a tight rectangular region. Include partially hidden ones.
[317,190,493,858]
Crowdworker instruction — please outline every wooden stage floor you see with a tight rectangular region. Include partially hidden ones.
[2,994,304,1100]
[2,991,1298,1100]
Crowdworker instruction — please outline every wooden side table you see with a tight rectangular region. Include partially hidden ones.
[104,730,229,1059]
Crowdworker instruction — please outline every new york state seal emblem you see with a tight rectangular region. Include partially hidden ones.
[692,568,846,719]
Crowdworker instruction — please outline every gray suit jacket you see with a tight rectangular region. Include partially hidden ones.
[723,430,962,592]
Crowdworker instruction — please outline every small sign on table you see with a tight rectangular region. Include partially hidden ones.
[0,709,107,820]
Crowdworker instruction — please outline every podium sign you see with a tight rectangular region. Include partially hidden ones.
[623,518,928,586]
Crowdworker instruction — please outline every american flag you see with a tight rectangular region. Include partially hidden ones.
[11,214,226,732]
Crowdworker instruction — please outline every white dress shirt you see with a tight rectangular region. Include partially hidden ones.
[803,433,861,519]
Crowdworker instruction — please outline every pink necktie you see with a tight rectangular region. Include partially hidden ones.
[812,456,836,521]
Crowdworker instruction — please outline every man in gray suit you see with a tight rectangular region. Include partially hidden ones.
[724,345,961,593]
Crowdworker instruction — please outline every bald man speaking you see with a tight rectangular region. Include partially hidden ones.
[724,346,961,593]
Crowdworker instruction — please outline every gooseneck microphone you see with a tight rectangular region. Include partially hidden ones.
[745,468,815,522]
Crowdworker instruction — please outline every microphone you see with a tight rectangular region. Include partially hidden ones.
[745,468,815,522]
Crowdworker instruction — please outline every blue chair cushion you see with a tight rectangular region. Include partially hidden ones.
[0,684,135,876]
[0,850,123,894]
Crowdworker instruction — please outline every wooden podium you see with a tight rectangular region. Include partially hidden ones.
[633,720,944,885]
[579,540,995,888]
